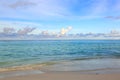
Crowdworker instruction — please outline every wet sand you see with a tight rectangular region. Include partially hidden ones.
[1,59,120,80]
[1,71,120,80]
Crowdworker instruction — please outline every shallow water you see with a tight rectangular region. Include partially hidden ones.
[0,40,120,68]
[46,58,120,71]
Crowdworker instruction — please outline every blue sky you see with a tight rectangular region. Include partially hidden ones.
[0,0,120,34]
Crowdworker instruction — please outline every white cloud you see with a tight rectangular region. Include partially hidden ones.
[108,30,120,37]
[60,26,73,35]
[17,27,36,35]
[29,28,41,35]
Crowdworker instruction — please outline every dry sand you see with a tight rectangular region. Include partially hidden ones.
[1,71,120,80]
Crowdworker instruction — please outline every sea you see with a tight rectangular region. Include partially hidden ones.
[0,40,120,73]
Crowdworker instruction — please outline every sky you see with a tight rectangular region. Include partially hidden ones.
[0,0,120,35]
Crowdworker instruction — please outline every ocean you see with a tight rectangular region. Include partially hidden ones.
[0,40,120,71]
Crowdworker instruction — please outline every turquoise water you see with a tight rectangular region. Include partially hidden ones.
[0,40,120,68]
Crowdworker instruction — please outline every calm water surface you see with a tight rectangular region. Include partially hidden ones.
[0,40,120,68]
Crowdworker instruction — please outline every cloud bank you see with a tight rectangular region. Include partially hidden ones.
[0,26,120,40]
[17,27,36,35]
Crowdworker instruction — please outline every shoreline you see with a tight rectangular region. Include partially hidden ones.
[1,58,120,79]
[1,58,120,72]
[1,59,120,71]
